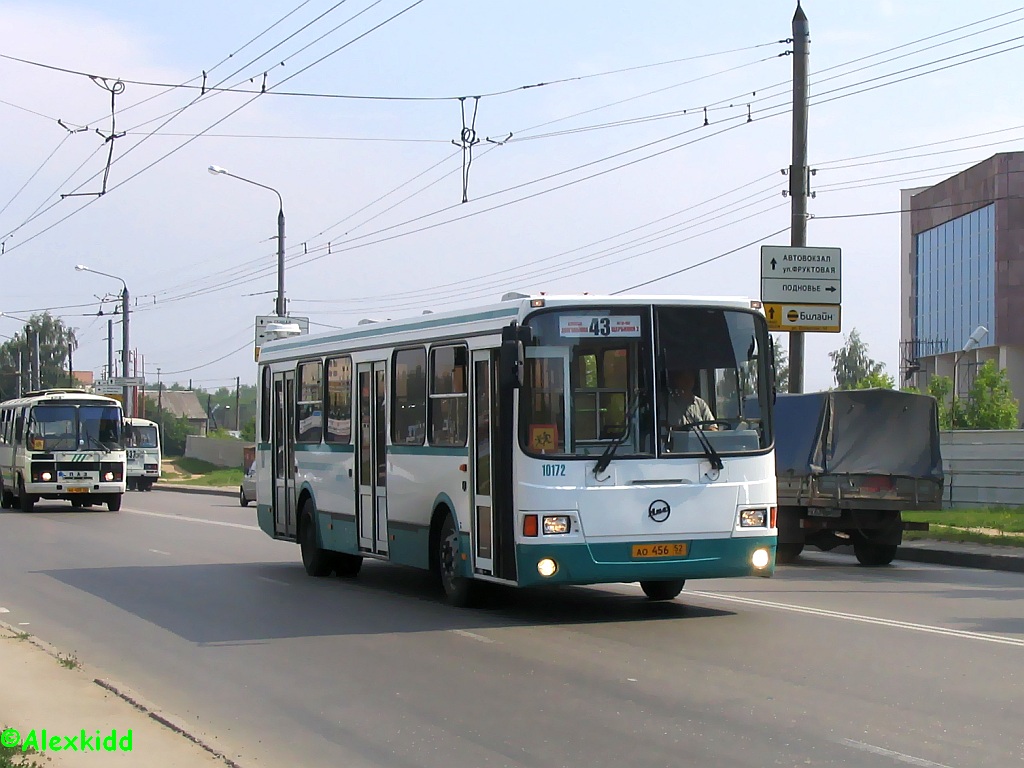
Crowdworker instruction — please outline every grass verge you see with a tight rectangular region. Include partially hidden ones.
[903,507,1024,533]
[904,527,1024,547]
[162,457,243,487]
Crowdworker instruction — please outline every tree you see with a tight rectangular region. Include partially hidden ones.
[923,375,954,430]
[829,328,885,389]
[852,370,895,390]
[0,313,77,399]
[961,360,1018,429]
[771,335,789,392]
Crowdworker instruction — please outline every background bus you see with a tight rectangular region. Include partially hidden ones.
[0,389,127,512]
[125,416,161,491]
[254,294,777,606]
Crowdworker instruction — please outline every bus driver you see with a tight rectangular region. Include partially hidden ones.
[665,369,718,431]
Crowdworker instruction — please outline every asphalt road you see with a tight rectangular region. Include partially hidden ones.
[1,492,1022,768]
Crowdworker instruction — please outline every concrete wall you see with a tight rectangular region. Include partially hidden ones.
[940,430,1024,508]
[185,435,252,468]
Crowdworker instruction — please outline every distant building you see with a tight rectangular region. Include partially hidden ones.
[73,371,94,387]
[143,389,209,435]
[900,152,1024,406]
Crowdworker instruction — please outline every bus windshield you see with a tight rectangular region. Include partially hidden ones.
[520,306,772,459]
[28,404,124,451]
[129,425,159,448]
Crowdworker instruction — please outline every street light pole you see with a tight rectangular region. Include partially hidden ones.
[952,325,988,429]
[208,165,287,317]
[76,265,131,416]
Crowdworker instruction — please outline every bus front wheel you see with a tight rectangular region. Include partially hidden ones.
[437,512,478,607]
[0,485,14,509]
[107,495,122,512]
[18,480,35,513]
[640,580,685,601]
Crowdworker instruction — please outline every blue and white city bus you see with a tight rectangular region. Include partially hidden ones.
[255,294,777,605]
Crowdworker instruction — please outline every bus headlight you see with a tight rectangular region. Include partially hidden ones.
[739,508,767,527]
[103,471,115,482]
[543,515,571,534]
[41,471,53,482]
[751,548,770,569]
[537,558,558,577]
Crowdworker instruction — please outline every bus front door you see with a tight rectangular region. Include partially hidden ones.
[471,351,495,575]
[272,370,297,538]
[357,362,389,555]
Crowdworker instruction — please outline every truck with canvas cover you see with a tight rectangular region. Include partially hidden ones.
[771,389,943,566]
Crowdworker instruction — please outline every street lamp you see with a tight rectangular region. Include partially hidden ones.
[76,265,131,416]
[952,325,988,428]
[208,165,286,318]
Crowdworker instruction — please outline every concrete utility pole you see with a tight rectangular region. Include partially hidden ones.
[235,376,241,431]
[788,2,810,393]
[68,343,74,387]
[122,284,130,415]
[16,348,22,397]
[107,319,114,380]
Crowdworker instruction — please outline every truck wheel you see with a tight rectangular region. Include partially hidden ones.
[853,540,897,566]
[640,580,685,601]
[299,501,333,577]
[775,543,804,563]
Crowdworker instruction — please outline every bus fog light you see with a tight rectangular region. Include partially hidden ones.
[41,471,53,482]
[740,508,767,527]
[543,515,570,534]
[537,558,558,577]
[103,471,115,482]
[751,548,770,569]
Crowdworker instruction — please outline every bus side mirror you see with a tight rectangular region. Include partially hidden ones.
[500,339,525,389]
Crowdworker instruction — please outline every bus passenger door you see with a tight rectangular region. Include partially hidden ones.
[471,351,495,575]
[356,362,389,555]
[272,370,297,538]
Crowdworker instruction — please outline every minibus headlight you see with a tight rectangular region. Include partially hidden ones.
[103,471,115,482]
[543,515,571,534]
[740,508,767,527]
[41,471,53,482]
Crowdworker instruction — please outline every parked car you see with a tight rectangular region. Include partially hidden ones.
[239,463,257,507]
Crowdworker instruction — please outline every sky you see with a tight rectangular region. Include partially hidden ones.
[1,0,1023,392]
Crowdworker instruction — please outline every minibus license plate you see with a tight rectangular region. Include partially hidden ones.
[67,487,88,494]
[632,542,688,559]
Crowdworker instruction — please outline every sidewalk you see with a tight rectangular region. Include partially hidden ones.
[0,626,244,767]
[151,483,237,498]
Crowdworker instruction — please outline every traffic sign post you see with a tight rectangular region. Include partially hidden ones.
[761,245,842,335]
[760,245,841,305]
[255,315,309,361]
[764,303,841,333]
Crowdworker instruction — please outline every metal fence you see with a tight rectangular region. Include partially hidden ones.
[940,430,1024,508]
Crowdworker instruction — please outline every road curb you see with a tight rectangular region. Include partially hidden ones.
[897,546,1024,574]
[152,484,237,498]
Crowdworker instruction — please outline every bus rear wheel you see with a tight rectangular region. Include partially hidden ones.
[299,502,333,577]
[640,580,685,601]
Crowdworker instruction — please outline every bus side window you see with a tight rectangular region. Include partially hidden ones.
[14,412,24,442]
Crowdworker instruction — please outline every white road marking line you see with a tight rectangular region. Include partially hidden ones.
[0,607,8,613]
[123,508,260,531]
[257,576,291,586]
[840,738,954,768]
[452,629,495,644]
[687,590,1024,648]
[149,549,171,555]
[18,623,29,626]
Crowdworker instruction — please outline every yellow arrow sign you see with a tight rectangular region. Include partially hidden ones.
[764,303,841,333]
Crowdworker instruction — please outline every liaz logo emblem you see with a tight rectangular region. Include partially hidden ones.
[648,499,671,523]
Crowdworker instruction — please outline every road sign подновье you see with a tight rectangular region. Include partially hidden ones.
[764,303,841,333]
[760,245,841,305]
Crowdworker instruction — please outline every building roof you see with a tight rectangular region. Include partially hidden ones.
[143,389,207,420]
[73,370,94,386]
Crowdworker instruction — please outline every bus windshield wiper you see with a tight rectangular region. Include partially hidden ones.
[82,432,111,453]
[593,390,644,477]
[687,422,724,471]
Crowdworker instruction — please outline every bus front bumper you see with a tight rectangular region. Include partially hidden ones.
[515,536,776,587]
